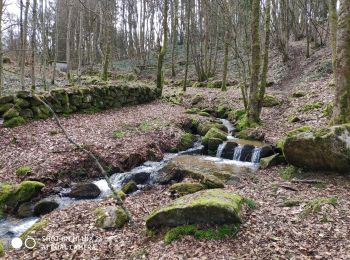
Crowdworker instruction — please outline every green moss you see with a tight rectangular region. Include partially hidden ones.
[278,165,298,181]
[169,182,205,196]
[202,127,227,145]
[164,224,240,244]
[0,103,13,113]
[198,111,211,117]
[314,128,331,138]
[113,130,125,139]
[121,180,138,194]
[15,98,30,108]
[179,133,195,150]
[4,116,26,128]
[236,114,258,131]
[286,126,313,137]
[0,240,4,257]
[283,199,302,207]
[16,166,32,176]
[263,94,281,107]
[323,102,333,118]
[3,107,19,119]
[12,181,45,205]
[301,197,337,217]
[292,91,306,98]
[139,122,152,132]
[185,108,200,114]
[20,219,48,240]
[298,102,323,112]
[226,108,246,122]
[243,197,256,209]
[95,206,129,228]
[81,107,101,114]
[191,94,204,105]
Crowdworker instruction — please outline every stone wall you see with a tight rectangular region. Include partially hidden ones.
[0,83,160,127]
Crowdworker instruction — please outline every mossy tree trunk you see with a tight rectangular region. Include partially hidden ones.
[247,0,261,124]
[183,0,190,92]
[333,0,350,124]
[258,0,271,115]
[171,0,178,78]
[156,0,169,94]
[329,0,338,83]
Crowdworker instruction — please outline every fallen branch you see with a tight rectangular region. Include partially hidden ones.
[291,179,325,185]
[35,95,133,223]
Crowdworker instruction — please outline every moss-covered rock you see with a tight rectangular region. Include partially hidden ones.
[0,240,4,257]
[191,94,204,105]
[0,95,14,104]
[179,133,195,150]
[197,123,227,136]
[169,182,205,196]
[282,124,350,173]
[15,98,31,108]
[146,189,243,230]
[298,102,323,112]
[95,206,129,229]
[17,202,34,218]
[288,116,301,123]
[20,108,34,119]
[263,94,281,107]
[202,127,227,146]
[0,103,13,114]
[0,181,45,215]
[185,108,200,114]
[3,116,26,128]
[199,174,225,189]
[198,111,211,117]
[121,180,138,194]
[260,154,286,169]
[3,107,19,119]
[207,138,223,156]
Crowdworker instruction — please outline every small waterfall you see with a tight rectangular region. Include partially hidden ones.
[233,145,243,161]
[216,142,226,158]
[251,147,262,163]
[220,119,235,136]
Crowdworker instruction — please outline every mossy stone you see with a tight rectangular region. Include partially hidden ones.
[185,108,200,114]
[263,94,281,107]
[20,108,34,119]
[0,240,4,257]
[16,166,32,176]
[169,182,205,196]
[282,124,350,173]
[207,138,223,156]
[292,91,306,98]
[146,189,243,231]
[95,206,129,229]
[0,95,14,104]
[17,202,34,218]
[179,133,195,150]
[3,107,19,119]
[15,98,31,108]
[260,154,285,169]
[202,127,227,146]
[0,103,13,114]
[198,111,211,117]
[121,180,138,194]
[4,116,26,128]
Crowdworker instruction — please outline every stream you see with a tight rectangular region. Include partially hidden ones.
[0,119,266,243]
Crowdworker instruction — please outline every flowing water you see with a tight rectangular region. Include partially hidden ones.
[0,120,265,243]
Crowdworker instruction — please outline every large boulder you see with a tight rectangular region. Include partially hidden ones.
[282,124,350,173]
[95,206,129,229]
[68,183,101,199]
[146,189,243,230]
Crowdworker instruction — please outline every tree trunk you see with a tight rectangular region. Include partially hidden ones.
[52,0,59,85]
[247,0,261,124]
[222,31,229,92]
[0,0,3,95]
[258,0,271,115]
[171,0,178,78]
[183,0,190,92]
[20,0,29,90]
[77,10,83,85]
[31,0,37,91]
[66,3,73,81]
[41,0,47,89]
[329,0,338,83]
[156,0,169,94]
[332,0,350,124]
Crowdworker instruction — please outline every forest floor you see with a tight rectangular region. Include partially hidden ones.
[3,41,350,259]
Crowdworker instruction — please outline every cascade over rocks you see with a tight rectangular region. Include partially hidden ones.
[282,124,350,173]
[146,189,243,230]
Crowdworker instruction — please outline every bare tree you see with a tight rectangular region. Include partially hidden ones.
[31,0,37,90]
